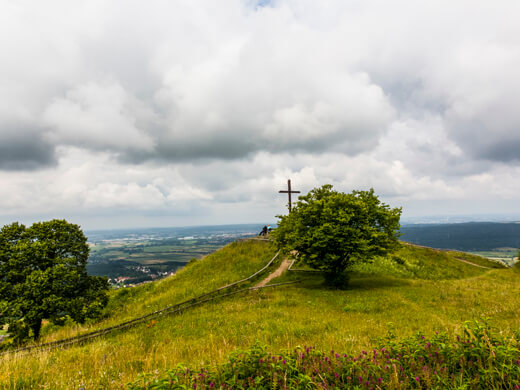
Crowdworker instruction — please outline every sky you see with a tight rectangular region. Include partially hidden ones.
[1,0,520,230]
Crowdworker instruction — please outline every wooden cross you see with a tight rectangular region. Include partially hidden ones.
[279,179,300,213]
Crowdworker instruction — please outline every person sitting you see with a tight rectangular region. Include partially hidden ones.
[259,225,268,236]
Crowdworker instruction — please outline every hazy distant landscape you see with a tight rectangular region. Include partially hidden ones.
[86,221,520,287]
[400,221,520,265]
[85,224,263,285]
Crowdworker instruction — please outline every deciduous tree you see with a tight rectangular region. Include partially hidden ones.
[273,185,402,288]
[0,219,109,343]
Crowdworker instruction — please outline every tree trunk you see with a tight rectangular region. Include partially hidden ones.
[29,318,42,340]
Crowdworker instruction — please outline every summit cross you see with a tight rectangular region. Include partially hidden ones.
[278,179,301,213]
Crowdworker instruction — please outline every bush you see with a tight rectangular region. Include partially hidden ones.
[273,185,401,288]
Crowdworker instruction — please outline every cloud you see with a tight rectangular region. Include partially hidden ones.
[0,125,56,170]
[1,0,396,168]
[2,0,520,227]
[42,82,157,154]
[5,0,520,170]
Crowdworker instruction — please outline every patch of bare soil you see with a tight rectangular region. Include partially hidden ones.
[255,259,292,287]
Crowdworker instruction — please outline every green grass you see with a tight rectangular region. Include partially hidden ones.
[40,240,279,341]
[128,322,520,389]
[1,241,519,389]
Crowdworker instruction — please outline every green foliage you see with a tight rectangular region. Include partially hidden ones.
[128,322,520,389]
[0,219,109,344]
[273,185,402,287]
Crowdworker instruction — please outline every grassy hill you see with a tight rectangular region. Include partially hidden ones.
[1,239,519,388]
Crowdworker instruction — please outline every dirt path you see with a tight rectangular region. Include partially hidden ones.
[255,259,292,287]
[453,257,492,269]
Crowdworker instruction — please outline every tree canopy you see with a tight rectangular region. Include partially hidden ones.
[273,185,402,287]
[0,219,109,343]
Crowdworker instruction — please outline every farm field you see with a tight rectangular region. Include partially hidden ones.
[86,224,262,285]
[468,248,518,266]
[2,239,519,388]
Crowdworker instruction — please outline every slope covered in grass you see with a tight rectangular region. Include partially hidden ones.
[1,241,518,389]
[37,239,278,343]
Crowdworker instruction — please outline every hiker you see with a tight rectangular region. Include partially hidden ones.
[259,225,268,236]
[267,225,272,234]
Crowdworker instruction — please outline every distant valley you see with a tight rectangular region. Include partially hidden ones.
[86,221,520,286]
[85,224,263,286]
[401,221,520,265]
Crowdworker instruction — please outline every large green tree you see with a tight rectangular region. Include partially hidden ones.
[273,185,402,287]
[0,219,109,343]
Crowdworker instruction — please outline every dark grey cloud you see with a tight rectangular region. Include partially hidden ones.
[0,127,56,171]
[480,140,520,162]
[446,116,520,163]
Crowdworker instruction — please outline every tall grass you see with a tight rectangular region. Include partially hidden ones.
[1,242,518,389]
[38,239,278,342]
[128,321,520,389]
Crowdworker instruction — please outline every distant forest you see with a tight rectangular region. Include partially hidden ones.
[400,222,520,251]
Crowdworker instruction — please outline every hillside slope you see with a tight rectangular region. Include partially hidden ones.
[1,240,518,389]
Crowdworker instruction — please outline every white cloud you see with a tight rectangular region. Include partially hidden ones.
[43,82,156,153]
[1,0,520,227]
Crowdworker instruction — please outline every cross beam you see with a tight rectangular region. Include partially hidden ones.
[279,179,300,213]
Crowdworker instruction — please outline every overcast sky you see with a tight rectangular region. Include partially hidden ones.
[1,0,520,230]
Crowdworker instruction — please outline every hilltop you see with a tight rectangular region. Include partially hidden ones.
[1,239,518,388]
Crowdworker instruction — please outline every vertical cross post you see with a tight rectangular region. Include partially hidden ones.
[279,179,301,213]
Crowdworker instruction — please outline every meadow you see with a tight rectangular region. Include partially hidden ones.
[1,239,519,388]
